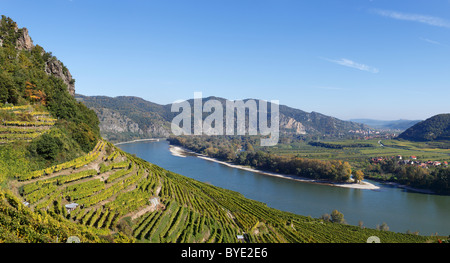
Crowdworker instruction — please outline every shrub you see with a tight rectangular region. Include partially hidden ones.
[34,133,63,160]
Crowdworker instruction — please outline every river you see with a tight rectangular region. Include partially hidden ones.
[118,140,450,236]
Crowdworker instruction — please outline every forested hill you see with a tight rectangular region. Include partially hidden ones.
[75,95,172,142]
[0,15,100,164]
[398,114,450,141]
[76,94,368,142]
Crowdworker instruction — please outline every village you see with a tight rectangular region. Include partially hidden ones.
[348,129,398,140]
[370,155,449,169]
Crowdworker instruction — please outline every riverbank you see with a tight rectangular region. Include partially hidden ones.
[169,145,380,190]
[368,179,436,194]
[115,138,162,145]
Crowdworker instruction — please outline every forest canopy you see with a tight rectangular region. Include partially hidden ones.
[398,114,450,142]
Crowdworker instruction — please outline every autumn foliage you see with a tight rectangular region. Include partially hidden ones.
[25,81,46,105]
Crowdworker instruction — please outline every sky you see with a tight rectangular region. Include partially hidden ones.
[1,0,449,120]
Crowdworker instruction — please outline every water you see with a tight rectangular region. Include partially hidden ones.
[118,140,450,236]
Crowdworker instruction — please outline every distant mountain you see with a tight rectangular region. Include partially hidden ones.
[398,114,450,141]
[350,119,422,131]
[76,94,368,142]
[75,95,172,142]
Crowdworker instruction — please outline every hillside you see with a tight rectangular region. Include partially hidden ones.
[0,16,440,243]
[75,95,172,142]
[76,94,368,143]
[5,139,434,243]
[0,16,100,182]
[398,114,450,141]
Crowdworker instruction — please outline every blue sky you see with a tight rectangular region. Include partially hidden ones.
[1,0,449,120]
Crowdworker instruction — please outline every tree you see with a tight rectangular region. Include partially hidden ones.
[34,133,63,160]
[0,71,17,104]
[377,222,389,231]
[358,220,364,229]
[68,122,97,153]
[354,170,364,184]
[334,161,352,182]
[245,142,254,152]
[331,209,346,224]
[205,146,218,157]
[321,213,331,222]
[25,81,46,105]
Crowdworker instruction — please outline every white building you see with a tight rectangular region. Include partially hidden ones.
[65,203,79,214]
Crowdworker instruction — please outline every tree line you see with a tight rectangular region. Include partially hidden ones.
[168,136,364,183]
[367,158,450,194]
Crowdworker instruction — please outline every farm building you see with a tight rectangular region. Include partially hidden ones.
[65,203,79,214]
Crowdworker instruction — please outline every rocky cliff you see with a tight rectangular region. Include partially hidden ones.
[15,27,34,51]
[93,106,170,142]
[280,115,307,135]
[44,57,75,96]
[0,16,75,96]
[94,107,142,134]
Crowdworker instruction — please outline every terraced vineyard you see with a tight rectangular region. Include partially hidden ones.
[8,139,437,243]
[0,105,56,144]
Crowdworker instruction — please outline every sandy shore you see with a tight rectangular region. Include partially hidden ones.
[169,145,380,190]
[169,145,188,157]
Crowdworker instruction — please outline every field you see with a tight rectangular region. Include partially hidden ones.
[263,139,450,166]
[4,138,440,243]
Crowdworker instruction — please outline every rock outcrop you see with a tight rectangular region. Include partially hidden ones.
[0,18,75,96]
[15,27,34,51]
[92,107,171,141]
[45,57,76,96]
[280,116,307,135]
[94,108,143,134]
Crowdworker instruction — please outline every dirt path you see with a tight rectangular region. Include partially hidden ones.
[119,171,165,221]
[129,205,157,220]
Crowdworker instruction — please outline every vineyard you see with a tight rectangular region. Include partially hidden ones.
[6,138,437,243]
[0,12,446,245]
[0,105,56,144]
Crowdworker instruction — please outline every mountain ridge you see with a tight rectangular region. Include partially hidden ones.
[398,114,450,141]
[76,94,368,142]
[350,119,422,131]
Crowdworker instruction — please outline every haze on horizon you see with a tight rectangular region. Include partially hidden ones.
[2,0,449,121]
